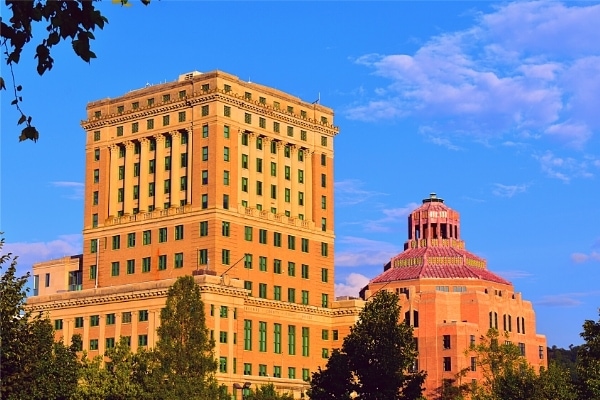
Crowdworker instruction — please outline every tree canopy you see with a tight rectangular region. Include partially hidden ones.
[309,290,426,400]
[0,0,149,142]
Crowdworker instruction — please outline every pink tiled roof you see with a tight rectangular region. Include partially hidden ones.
[371,263,510,285]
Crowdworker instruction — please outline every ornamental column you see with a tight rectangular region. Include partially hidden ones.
[108,145,120,217]
[276,141,285,214]
[124,141,135,214]
[171,130,182,208]
[248,133,256,208]
[154,134,166,209]
[139,138,150,212]
[185,127,193,206]
[305,149,313,223]
[290,145,298,218]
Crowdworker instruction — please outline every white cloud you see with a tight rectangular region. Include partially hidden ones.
[3,234,83,276]
[335,236,400,267]
[534,150,597,182]
[495,270,533,280]
[361,203,418,232]
[51,181,84,200]
[335,273,370,298]
[334,179,386,206]
[347,2,600,150]
[492,183,528,198]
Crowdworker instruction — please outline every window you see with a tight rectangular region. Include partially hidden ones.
[321,268,329,283]
[92,213,98,228]
[110,261,119,276]
[126,232,136,248]
[223,194,229,209]
[259,321,267,351]
[470,335,476,346]
[140,230,151,245]
[288,288,296,303]
[301,290,309,305]
[539,345,545,359]
[322,348,329,359]
[258,229,267,244]
[321,153,327,166]
[138,335,148,347]
[126,259,135,274]
[93,169,99,183]
[241,177,248,192]
[175,225,184,240]
[519,343,526,356]
[274,285,281,300]
[243,363,252,376]
[121,312,132,324]
[443,335,451,349]
[322,293,329,308]
[241,132,248,146]
[298,169,304,183]
[138,310,149,322]
[443,357,452,372]
[270,184,277,199]
[142,257,151,273]
[162,115,170,126]
[284,188,290,203]
[147,118,154,129]
[164,179,170,194]
[288,326,296,355]
[273,259,282,274]
[117,187,124,202]
[199,249,208,265]
[273,121,280,133]
[271,141,277,154]
[159,227,167,242]
[288,235,296,250]
[223,147,229,161]
[223,105,231,117]
[199,221,208,237]
[222,249,230,265]
[202,194,208,209]
[202,146,208,161]
[287,126,294,137]
[274,232,282,247]
[74,316,84,328]
[89,264,97,280]
[273,365,282,378]
[116,125,124,136]
[321,242,328,257]
[470,357,477,371]
[158,254,167,270]
[219,357,227,373]
[321,218,327,232]
[244,254,253,269]
[174,252,183,268]
[244,320,252,350]
[284,166,290,180]
[321,173,327,188]
[90,315,100,327]
[201,105,209,116]
[241,154,248,169]
[92,191,99,206]
[89,339,99,351]
[288,262,296,277]
[244,112,252,124]
[106,313,116,325]
[112,235,121,250]
[93,130,100,141]
[180,176,187,191]
[178,111,186,122]
[53,319,64,331]
[284,145,290,158]
[321,135,328,145]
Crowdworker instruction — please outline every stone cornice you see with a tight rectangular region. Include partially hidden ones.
[81,90,339,136]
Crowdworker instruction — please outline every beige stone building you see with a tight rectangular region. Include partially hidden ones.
[28,70,363,398]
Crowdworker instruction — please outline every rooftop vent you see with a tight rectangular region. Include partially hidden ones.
[178,71,202,82]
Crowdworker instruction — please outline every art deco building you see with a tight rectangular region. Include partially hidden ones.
[28,70,364,398]
[360,193,548,398]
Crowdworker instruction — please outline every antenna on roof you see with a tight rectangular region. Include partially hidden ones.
[312,92,320,104]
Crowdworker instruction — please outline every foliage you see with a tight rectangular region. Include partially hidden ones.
[576,310,600,399]
[244,383,294,400]
[0,237,79,399]
[309,290,426,400]
[536,362,578,400]
[547,344,579,382]
[0,0,150,142]
[154,275,224,400]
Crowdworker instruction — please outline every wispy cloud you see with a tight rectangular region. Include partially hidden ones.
[495,270,533,280]
[347,2,600,152]
[334,179,386,206]
[3,234,83,276]
[335,273,370,298]
[51,181,84,200]
[571,251,600,264]
[492,183,528,198]
[536,291,600,307]
[335,236,400,267]
[361,203,419,232]
[534,151,597,183]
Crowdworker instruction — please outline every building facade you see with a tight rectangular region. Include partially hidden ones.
[360,193,548,398]
[28,71,363,398]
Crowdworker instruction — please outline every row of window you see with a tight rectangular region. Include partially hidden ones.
[489,312,526,334]
[77,335,148,351]
[55,310,149,330]
[222,358,312,381]
[241,281,330,306]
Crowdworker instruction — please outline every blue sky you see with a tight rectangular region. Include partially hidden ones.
[1,1,599,348]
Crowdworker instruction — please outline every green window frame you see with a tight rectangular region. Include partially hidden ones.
[288,262,296,277]
[111,261,120,276]
[142,257,151,273]
[259,229,267,244]
[302,327,310,356]
[274,323,282,353]
[259,283,267,299]
[174,252,183,268]
[259,256,267,271]
[274,259,282,274]
[288,325,296,355]
[158,254,167,270]
[259,321,267,352]
[244,320,252,350]
[126,259,135,274]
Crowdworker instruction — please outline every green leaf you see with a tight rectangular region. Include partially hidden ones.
[11,99,18,105]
